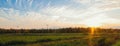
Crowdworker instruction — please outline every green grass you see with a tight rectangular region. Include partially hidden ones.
[112,40,120,46]
[0,33,85,43]
[0,33,120,46]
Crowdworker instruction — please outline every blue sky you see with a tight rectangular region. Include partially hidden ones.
[0,0,73,11]
[0,0,120,29]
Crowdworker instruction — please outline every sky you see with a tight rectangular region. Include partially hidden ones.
[0,0,120,29]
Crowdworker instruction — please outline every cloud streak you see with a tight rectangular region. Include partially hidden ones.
[0,0,120,29]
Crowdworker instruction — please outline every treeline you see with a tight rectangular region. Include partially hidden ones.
[0,27,120,33]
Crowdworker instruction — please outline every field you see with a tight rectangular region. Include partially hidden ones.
[0,33,120,46]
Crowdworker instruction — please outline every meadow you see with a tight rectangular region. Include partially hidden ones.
[0,28,120,46]
[0,33,120,46]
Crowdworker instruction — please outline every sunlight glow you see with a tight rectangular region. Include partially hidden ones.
[91,27,95,35]
[86,22,101,27]
[83,15,105,27]
[89,27,95,46]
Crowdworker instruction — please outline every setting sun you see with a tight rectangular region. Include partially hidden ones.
[83,15,105,27]
[84,19,102,27]
[85,22,101,27]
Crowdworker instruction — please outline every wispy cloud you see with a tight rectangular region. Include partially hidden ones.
[0,0,120,29]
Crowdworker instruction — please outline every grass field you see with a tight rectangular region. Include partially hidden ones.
[0,33,120,46]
